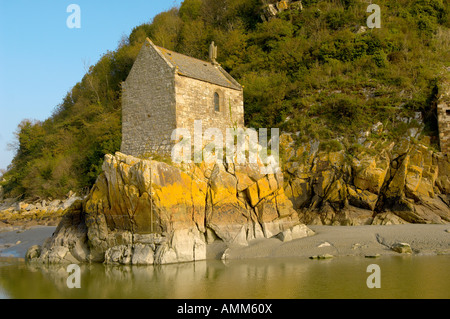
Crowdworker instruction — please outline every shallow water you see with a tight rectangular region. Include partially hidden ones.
[0,255,448,299]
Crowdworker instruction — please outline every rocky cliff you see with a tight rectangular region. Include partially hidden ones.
[27,152,313,265]
[26,128,450,265]
[282,129,450,226]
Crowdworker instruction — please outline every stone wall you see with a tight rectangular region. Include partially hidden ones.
[121,41,177,157]
[175,74,244,148]
[438,80,450,154]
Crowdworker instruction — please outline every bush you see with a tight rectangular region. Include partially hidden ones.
[319,140,344,152]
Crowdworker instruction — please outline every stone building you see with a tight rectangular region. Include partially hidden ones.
[437,80,450,154]
[121,38,244,157]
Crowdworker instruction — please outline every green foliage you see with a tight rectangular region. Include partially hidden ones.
[2,0,449,199]
[241,71,290,128]
[149,8,182,50]
[319,140,344,152]
[179,0,203,21]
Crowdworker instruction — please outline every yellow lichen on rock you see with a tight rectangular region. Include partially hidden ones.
[353,157,388,195]
[283,133,450,225]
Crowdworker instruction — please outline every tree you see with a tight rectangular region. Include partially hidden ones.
[149,8,182,50]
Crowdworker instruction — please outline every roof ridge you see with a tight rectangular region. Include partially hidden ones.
[145,38,175,70]
[149,40,242,91]
[155,46,213,66]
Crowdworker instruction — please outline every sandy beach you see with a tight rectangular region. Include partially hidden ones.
[0,226,56,259]
[223,224,450,260]
[0,224,449,261]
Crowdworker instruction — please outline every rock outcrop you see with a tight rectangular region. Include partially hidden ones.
[25,123,450,265]
[260,0,303,22]
[283,131,450,226]
[0,192,84,227]
[27,152,313,265]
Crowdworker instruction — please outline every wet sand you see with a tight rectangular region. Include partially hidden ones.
[0,224,449,260]
[224,224,450,260]
[0,226,56,259]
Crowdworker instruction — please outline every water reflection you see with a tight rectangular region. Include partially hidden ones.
[0,256,449,299]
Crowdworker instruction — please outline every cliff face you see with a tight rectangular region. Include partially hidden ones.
[282,132,450,226]
[28,152,313,265]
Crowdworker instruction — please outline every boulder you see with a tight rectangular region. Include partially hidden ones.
[25,245,41,261]
[104,245,132,265]
[347,186,378,211]
[372,212,408,225]
[154,244,178,264]
[26,200,90,264]
[391,242,412,254]
[170,228,206,262]
[277,224,315,242]
[132,244,154,265]
[62,194,83,210]
[353,157,388,195]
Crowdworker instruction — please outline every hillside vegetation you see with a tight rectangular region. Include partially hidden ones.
[1,0,449,199]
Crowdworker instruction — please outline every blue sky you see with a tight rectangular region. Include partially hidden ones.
[0,0,180,171]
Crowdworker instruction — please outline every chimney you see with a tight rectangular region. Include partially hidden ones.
[209,41,218,64]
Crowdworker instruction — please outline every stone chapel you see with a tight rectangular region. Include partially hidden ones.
[121,38,244,157]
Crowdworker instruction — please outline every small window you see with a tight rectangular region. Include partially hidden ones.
[446,110,450,116]
[214,92,220,112]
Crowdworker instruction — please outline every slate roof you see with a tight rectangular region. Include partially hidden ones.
[155,44,242,91]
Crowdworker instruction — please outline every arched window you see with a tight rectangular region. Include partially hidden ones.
[214,92,220,112]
